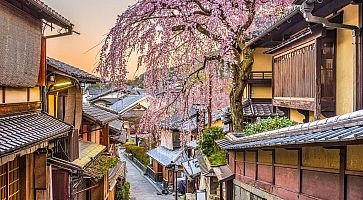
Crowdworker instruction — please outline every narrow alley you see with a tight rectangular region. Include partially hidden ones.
[120,152,174,200]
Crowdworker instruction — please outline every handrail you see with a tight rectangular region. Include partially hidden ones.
[248,71,272,80]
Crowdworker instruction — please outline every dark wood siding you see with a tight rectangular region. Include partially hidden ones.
[273,41,316,99]
[52,170,70,200]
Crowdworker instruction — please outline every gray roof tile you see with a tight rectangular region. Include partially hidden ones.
[147,146,186,166]
[0,112,72,156]
[111,95,147,114]
[47,57,100,83]
[218,110,363,150]
[83,104,118,125]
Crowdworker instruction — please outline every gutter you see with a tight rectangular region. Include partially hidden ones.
[301,0,362,110]
[301,0,360,30]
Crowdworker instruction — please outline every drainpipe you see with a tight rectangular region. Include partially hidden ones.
[356,3,363,110]
[301,0,362,111]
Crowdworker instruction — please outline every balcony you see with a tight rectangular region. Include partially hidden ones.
[247,71,272,84]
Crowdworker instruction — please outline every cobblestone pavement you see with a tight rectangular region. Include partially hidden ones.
[120,152,174,200]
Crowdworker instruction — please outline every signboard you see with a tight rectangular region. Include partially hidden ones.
[196,190,207,200]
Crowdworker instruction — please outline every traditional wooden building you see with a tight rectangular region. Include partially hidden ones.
[248,0,363,123]
[46,57,100,160]
[81,103,124,200]
[45,58,111,200]
[218,110,363,200]
[0,0,76,199]
[110,94,150,141]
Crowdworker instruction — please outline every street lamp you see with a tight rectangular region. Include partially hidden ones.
[167,161,178,200]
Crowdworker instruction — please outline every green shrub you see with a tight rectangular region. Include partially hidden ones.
[243,117,294,136]
[95,155,119,178]
[209,150,228,166]
[199,127,227,166]
[117,180,130,200]
[123,143,149,165]
[199,127,225,157]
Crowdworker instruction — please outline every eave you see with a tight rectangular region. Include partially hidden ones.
[4,0,73,29]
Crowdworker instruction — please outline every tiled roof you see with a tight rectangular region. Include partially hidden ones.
[241,99,285,117]
[217,110,363,150]
[147,146,186,166]
[87,88,110,96]
[4,0,73,28]
[111,95,148,114]
[72,141,106,168]
[247,6,302,47]
[83,104,118,125]
[212,165,234,182]
[87,88,124,102]
[47,57,100,83]
[0,112,72,156]
[109,120,124,132]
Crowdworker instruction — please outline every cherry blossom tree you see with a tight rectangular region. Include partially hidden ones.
[98,0,293,132]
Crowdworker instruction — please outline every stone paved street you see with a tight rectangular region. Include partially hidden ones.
[120,152,174,200]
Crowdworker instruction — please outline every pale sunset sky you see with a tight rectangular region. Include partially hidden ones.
[43,0,141,79]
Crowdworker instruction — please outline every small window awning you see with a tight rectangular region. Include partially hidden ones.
[212,165,234,182]
[72,141,106,168]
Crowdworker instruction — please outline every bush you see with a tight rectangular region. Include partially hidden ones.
[209,150,228,166]
[123,143,149,165]
[199,127,225,157]
[199,127,227,166]
[117,180,130,200]
[243,117,294,136]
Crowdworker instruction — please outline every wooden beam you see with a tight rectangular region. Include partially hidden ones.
[0,101,41,115]
[273,98,315,111]
[298,148,302,193]
[315,39,322,120]
[2,87,5,103]
[27,88,30,102]
[339,147,347,200]
[272,149,276,185]
[255,150,258,181]
[243,150,246,176]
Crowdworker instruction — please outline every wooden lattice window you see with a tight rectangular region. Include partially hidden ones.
[0,158,20,200]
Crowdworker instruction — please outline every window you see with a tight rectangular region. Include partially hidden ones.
[57,95,67,121]
[0,158,20,200]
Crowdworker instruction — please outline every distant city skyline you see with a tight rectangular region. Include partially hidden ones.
[43,0,143,79]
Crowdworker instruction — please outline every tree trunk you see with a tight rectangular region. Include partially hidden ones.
[230,45,254,132]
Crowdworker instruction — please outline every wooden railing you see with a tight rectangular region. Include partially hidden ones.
[248,71,272,80]
[145,166,163,182]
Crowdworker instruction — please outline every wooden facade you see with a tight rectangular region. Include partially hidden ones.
[247,0,363,122]
[0,1,74,200]
[229,145,363,200]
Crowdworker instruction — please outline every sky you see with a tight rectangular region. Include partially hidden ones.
[43,0,141,79]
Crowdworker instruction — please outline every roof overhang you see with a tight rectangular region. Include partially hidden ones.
[4,0,73,29]
[72,141,106,168]
[248,0,355,49]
